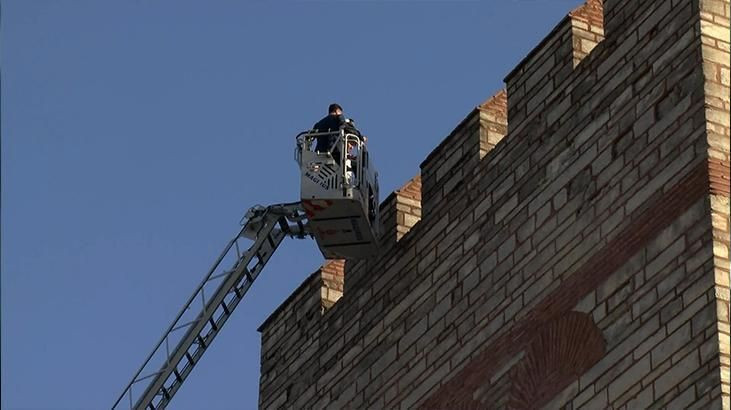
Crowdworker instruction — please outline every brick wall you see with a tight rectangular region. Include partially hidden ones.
[258,0,731,408]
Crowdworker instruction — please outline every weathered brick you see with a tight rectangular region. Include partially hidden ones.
[654,350,701,398]
[608,355,651,401]
[652,322,693,368]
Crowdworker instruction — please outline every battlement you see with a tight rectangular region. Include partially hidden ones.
[505,0,604,137]
[258,0,730,408]
[419,90,508,219]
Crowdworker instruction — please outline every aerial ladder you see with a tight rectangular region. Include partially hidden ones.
[112,129,379,410]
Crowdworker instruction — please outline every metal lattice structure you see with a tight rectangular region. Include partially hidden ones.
[112,203,308,410]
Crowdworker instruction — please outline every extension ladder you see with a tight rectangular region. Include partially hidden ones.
[112,202,308,410]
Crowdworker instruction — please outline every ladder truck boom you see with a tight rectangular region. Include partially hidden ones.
[112,203,308,410]
[113,129,379,409]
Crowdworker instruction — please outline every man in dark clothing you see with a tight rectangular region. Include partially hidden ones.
[311,104,373,210]
[313,103,347,153]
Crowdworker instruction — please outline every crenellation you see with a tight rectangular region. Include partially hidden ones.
[478,90,508,157]
[506,2,607,142]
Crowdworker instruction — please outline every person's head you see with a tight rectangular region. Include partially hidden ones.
[328,103,343,116]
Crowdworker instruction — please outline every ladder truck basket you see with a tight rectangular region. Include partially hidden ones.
[295,129,380,259]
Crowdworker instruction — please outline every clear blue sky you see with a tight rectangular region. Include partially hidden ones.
[2,1,581,409]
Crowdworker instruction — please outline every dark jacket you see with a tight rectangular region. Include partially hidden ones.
[313,114,346,133]
[313,114,346,152]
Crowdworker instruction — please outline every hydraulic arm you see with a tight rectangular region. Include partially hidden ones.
[115,128,380,410]
[112,202,308,410]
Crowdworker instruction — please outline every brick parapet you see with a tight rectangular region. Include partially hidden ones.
[340,175,422,296]
[320,260,345,310]
[478,90,508,157]
[503,0,605,139]
[419,90,507,220]
[369,175,423,247]
[570,0,606,67]
[419,110,480,219]
[258,0,731,408]
[257,269,323,408]
[602,0,662,41]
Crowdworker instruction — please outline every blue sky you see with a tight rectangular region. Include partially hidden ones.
[2,1,581,408]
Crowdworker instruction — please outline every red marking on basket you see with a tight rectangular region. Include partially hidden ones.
[303,199,333,216]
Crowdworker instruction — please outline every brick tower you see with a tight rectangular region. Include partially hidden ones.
[258,0,730,408]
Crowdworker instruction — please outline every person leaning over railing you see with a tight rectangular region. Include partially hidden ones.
[312,103,365,164]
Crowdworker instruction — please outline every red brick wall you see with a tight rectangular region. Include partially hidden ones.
[258,0,731,408]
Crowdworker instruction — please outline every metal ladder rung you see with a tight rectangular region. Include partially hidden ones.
[208,317,219,331]
[185,352,195,365]
[173,369,183,383]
